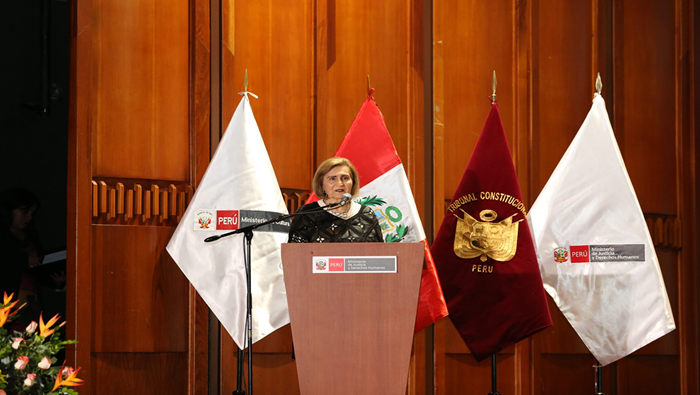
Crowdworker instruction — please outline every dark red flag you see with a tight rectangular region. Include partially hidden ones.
[431,104,552,361]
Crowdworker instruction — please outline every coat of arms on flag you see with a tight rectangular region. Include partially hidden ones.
[453,209,522,262]
[357,196,409,243]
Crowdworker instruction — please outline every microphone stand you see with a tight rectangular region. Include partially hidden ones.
[204,199,350,395]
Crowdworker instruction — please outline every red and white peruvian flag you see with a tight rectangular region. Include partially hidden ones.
[308,91,448,332]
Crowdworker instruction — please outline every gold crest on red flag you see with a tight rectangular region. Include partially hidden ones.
[454,209,521,263]
[432,103,552,361]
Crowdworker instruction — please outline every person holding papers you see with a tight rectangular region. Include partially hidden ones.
[288,157,383,243]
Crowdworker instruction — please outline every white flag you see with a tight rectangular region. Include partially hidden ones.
[166,93,289,349]
[528,94,675,366]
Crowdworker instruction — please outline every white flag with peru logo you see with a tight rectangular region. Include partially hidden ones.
[307,91,448,332]
[527,94,675,365]
[167,93,289,350]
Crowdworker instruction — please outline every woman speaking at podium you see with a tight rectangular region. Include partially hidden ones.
[288,157,383,243]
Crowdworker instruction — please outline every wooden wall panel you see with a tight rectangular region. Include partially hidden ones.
[613,0,681,389]
[620,355,681,394]
[409,0,430,216]
[530,0,593,194]
[92,0,190,181]
[188,0,212,393]
[540,354,616,394]
[433,0,516,200]
[432,0,524,392]
[221,0,314,191]
[68,1,96,393]
[94,352,188,394]
[92,225,188,352]
[682,2,699,393]
[614,0,677,215]
[444,354,516,395]
[315,0,422,168]
[222,325,299,395]
[70,0,198,393]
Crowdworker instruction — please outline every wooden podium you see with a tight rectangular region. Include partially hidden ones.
[281,242,424,395]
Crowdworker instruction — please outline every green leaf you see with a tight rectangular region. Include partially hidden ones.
[357,196,386,207]
[384,225,410,243]
[385,234,398,243]
[395,225,409,239]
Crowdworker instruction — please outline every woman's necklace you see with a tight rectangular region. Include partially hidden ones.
[325,200,351,219]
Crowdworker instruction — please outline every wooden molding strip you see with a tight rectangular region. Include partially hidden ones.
[91,179,311,226]
[91,179,190,226]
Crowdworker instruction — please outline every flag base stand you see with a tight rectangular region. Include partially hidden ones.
[593,361,606,395]
[232,346,247,395]
[488,354,501,395]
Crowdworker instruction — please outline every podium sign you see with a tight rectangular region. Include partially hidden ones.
[311,256,397,273]
[282,242,423,395]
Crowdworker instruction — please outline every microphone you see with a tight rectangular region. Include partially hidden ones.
[327,193,353,208]
[339,193,352,206]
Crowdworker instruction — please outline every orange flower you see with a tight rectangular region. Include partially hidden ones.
[52,362,84,391]
[3,292,14,306]
[9,302,26,317]
[0,293,20,328]
[39,313,62,338]
[0,308,10,328]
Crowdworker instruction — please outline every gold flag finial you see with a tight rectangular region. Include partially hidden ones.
[244,69,249,91]
[595,72,602,97]
[491,70,497,104]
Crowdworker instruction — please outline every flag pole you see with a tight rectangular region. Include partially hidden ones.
[366,76,375,98]
[486,72,500,395]
[593,361,606,395]
[488,354,501,395]
[232,68,253,395]
[491,70,497,104]
[244,70,253,395]
[590,72,606,395]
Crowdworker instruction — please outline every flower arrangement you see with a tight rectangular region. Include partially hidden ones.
[1,293,83,395]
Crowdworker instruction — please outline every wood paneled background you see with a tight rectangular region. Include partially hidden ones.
[68,0,698,394]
